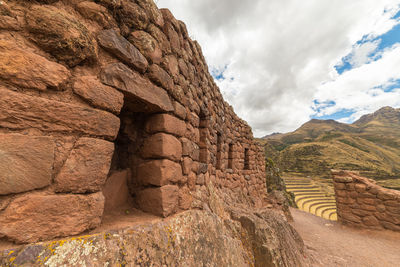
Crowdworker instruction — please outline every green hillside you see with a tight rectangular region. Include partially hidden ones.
[259,107,400,189]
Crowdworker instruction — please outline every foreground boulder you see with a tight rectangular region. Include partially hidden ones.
[1,208,310,266]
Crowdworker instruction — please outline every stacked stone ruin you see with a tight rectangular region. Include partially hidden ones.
[332,170,400,232]
[0,0,267,244]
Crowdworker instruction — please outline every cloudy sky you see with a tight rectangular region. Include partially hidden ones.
[157,0,400,137]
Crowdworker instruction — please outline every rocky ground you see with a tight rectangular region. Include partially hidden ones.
[291,208,400,267]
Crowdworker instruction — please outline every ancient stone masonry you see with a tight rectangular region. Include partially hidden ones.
[332,170,400,232]
[0,0,266,243]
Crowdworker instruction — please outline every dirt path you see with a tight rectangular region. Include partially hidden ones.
[290,208,400,267]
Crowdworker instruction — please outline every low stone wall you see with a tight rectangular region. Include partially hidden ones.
[332,170,400,231]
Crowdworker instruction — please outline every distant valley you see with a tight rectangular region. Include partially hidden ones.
[259,106,400,190]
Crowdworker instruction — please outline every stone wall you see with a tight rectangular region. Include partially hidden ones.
[0,0,266,243]
[332,170,400,232]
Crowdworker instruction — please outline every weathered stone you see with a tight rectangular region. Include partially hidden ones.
[76,1,115,28]
[188,172,196,190]
[0,192,104,243]
[142,133,182,162]
[362,216,380,227]
[73,76,124,114]
[333,176,353,183]
[137,159,183,186]
[182,157,193,175]
[340,212,362,223]
[179,186,192,210]
[117,0,149,30]
[129,31,162,64]
[173,101,187,120]
[55,138,114,193]
[26,5,96,67]
[148,23,171,54]
[145,113,186,136]
[137,185,178,217]
[162,54,179,79]
[147,64,174,91]
[381,221,400,232]
[377,191,398,200]
[0,89,120,140]
[103,169,131,212]
[98,29,148,73]
[136,0,164,27]
[100,63,173,112]
[0,135,54,195]
[0,39,70,91]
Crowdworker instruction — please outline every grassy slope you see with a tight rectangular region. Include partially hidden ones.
[259,107,400,188]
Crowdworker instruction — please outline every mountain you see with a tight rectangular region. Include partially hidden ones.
[260,107,400,185]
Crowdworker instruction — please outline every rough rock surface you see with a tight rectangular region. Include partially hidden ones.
[0,134,54,195]
[54,138,115,193]
[1,183,311,266]
[0,192,104,243]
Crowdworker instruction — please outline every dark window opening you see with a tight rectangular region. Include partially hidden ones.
[216,133,222,169]
[199,115,209,164]
[244,148,250,170]
[228,143,233,169]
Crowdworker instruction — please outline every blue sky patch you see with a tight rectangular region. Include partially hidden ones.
[211,65,228,81]
[335,11,400,75]
[312,108,356,121]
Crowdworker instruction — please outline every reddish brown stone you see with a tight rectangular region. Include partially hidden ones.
[55,138,114,193]
[98,29,148,73]
[0,192,104,243]
[362,198,376,205]
[118,0,149,31]
[26,5,96,67]
[142,133,182,162]
[136,0,164,27]
[381,221,400,232]
[182,157,193,175]
[73,76,124,114]
[354,183,367,193]
[129,31,162,64]
[0,38,70,91]
[336,190,347,197]
[148,23,171,54]
[0,134,54,195]
[179,186,192,210]
[188,172,196,190]
[147,64,174,91]
[137,159,183,186]
[0,89,120,140]
[377,191,399,201]
[181,137,200,161]
[362,216,380,227]
[100,63,173,112]
[76,1,115,28]
[341,212,362,223]
[145,114,186,136]
[161,55,179,80]
[103,169,131,213]
[173,101,187,120]
[137,185,178,217]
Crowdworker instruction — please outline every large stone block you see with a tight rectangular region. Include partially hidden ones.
[0,89,120,140]
[0,192,104,243]
[142,133,182,161]
[73,76,124,114]
[55,138,114,193]
[129,31,162,64]
[137,159,183,186]
[0,134,54,195]
[103,169,131,213]
[100,63,173,112]
[147,64,174,91]
[26,5,96,67]
[98,29,148,73]
[0,38,70,91]
[137,185,178,217]
[145,113,186,136]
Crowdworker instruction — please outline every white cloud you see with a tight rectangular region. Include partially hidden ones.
[157,0,400,137]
